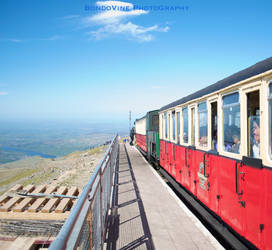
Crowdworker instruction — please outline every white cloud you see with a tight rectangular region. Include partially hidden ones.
[84,1,169,42]
[97,1,132,7]
[84,1,147,25]
[0,91,8,96]
[89,22,169,42]
[85,9,147,24]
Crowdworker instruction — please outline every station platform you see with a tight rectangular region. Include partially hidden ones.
[105,143,224,250]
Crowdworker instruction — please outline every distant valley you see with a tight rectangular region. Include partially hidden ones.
[0,120,127,164]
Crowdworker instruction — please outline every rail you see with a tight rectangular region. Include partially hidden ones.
[49,135,119,250]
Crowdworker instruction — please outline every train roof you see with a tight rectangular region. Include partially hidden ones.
[147,109,159,115]
[135,109,159,122]
[135,116,146,122]
[160,57,272,112]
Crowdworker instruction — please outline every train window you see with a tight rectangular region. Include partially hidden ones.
[161,114,163,139]
[198,102,208,147]
[182,107,188,143]
[269,83,272,158]
[223,92,240,154]
[247,91,260,158]
[211,102,218,151]
[152,115,159,129]
[191,107,195,146]
[164,112,168,139]
[177,112,180,144]
[172,111,176,140]
[168,113,171,140]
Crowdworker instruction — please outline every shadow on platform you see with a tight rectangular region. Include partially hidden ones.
[105,144,154,250]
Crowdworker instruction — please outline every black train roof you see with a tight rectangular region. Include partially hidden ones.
[135,109,159,122]
[135,115,146,122]
[160,57,272,112]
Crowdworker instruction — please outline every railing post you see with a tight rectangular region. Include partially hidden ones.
[49,135,118,250]
[87,207,92,250]
[99,167,103,250]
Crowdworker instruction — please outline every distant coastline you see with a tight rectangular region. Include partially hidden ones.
[0,120,126,165]
[1,146,56,159]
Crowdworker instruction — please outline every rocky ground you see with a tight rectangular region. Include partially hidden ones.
[0,145,109,249]
[0,145,108,195]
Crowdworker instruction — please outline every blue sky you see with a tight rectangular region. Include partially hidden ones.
[0,0,272,124]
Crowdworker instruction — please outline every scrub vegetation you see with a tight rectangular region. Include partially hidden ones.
[0,145,108,195]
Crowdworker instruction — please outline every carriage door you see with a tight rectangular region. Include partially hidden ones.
[209,101,220,213]
[171,111,176,178]
[242,90,262,248]
[185,107,195,191]
[176,111,182,184]
[167,113,171,172]
[196,102,216,207]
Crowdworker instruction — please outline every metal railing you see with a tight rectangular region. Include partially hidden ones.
[49,135,119,250]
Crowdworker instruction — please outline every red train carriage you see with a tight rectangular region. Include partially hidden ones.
[158,57,272,249]
[135,116,147,154]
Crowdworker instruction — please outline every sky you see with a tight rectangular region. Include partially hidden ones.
[0,0,272,124]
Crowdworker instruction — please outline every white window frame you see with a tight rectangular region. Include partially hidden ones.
[189,104,196,146]
[207,96,219,151]
[164,112,168,140]
[181,106,189,146]
[219,90,242,159]
[159,113,163,140]
[171,110,176,142]
[239,84,261,158]
[197,101,208,149]
[176,108,182,145]
[267,80,272,161]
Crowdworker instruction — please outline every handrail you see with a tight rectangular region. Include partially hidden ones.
[49,135,119,250]
[235,160,243,195]
[203,152,209,178]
